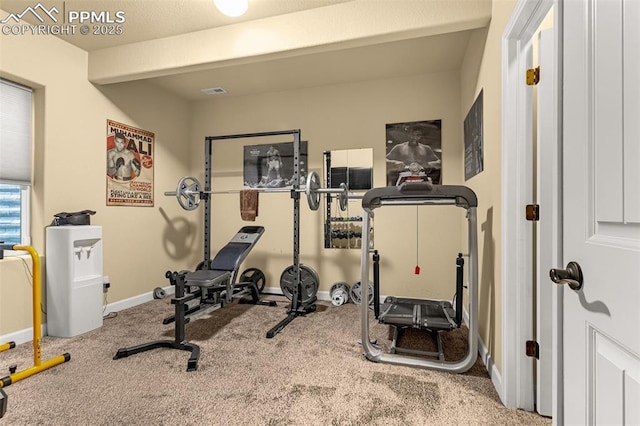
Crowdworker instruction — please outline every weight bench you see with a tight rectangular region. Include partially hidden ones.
[162,226,275,325]
[114,226,275,371]
[377,254,464,361]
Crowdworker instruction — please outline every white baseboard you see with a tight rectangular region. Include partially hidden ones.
[317,290,330,301]
[0,324,47,347]
[463,308,503,403]
[102,284,175,315]
[477,328,504,402]
[263,286,284,297]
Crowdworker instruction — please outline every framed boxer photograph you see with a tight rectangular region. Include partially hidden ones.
[385,120,442,186]
[243,141,308,189]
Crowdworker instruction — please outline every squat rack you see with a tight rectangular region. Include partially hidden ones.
[204,130,315,338]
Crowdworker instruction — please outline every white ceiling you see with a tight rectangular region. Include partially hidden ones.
[0,0,352,51]
[0,0,483,100]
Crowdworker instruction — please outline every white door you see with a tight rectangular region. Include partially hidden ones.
[536,27,555,418]
[561,0,640,424]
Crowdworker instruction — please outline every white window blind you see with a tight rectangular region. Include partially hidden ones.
[0,79,32,184]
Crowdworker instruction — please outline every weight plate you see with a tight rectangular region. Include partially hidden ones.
[349,281,374,305]
[176,176,201,211]
[280,264,319,304]
[332,290,349,306]
[330,281,351,306]
[338,183,348,211]
[153,287,167,299]
[239,267,266,293]
[305,171,321,211]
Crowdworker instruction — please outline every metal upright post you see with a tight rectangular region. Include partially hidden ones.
[373,250,380,319]
[203,139,212,267]
[324,151,332,248]
[290,132,301,313]
[265,129,317,338]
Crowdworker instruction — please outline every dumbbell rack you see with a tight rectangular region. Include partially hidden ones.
[204,130,316,338]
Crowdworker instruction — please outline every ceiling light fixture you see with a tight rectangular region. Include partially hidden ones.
[214,0,248,17]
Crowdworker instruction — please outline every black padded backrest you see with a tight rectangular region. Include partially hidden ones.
[207,226,264,272]
[210,242,252,272]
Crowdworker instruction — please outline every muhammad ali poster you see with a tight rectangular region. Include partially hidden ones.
[385,120,442,186]
[106,119,154,206]
[243,141,308,189]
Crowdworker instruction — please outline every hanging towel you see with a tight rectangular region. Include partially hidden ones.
[240,190,259,221]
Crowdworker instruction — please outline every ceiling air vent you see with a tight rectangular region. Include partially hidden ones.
[201,87,227,95]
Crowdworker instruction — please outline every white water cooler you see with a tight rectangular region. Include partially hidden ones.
[46,225,103,337]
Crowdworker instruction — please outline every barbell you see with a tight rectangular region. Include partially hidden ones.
[164,171,349,212]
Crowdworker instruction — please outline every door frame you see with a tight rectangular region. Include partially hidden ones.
[501,0,562,419]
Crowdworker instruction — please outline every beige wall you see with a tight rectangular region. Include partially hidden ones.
[459,0,518,376]
[188,71,466,301]
[0,19,193,335]
[0,257,34,333]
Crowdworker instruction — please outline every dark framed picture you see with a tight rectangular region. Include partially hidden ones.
[385,120,442,186]
[243,141,308,188]
[329,167,373,190]
[464,90,484,180]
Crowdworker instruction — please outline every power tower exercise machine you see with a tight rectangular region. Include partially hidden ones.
[359,180,479,373]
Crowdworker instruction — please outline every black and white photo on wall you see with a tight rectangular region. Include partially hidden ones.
[385,120,442,186]
[243,141,308,189]
[464,90,484,180]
